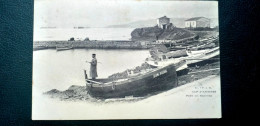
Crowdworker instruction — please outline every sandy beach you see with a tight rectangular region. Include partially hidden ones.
[32,74,221,120]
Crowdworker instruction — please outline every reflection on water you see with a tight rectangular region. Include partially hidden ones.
[33,49,150,92]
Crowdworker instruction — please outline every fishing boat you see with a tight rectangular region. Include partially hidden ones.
[149,45,188,59]
[56,46,73,51]
[146,47,219,68]
[191,42,216,50]
[145,57,188,75]
[84,64,178,98]
[185,47,219,66]
[147,45,187,67]
[198,36,219,42]
[164,36,218,50]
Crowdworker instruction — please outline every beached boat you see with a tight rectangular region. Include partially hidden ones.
[145,57,188,72]
[165,49,188,58]
[146,54,189,76]
[149,45,188,60]
[188,37,219,50]
[186,47,219,66]
[191,42,216,50]
[84,64,178,98]
[165,36,218,50]
[146,47,219,68]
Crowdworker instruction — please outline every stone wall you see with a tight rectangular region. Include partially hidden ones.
[33,40,152,50]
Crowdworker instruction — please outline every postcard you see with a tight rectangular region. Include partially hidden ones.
[32,0,221,120]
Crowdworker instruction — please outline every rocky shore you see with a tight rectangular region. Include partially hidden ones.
[131,25,195,41]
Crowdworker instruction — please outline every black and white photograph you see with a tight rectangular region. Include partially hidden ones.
[32,0,221,119]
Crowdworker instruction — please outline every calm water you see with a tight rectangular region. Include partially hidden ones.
[34,28,135,41]
[33,49,150,92]
[33,28,149,92]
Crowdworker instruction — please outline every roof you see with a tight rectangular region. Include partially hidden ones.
[185,17,209,21]
[158,16,170,19]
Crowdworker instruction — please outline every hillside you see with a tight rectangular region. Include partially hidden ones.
[131,24,194,41]
[106,19,157,28]
[106,18,218,28]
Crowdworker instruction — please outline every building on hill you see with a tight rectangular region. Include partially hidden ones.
[185,17,210,29]
[157,16,170,30]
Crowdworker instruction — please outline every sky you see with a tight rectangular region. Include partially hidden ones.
[34,0,218,28]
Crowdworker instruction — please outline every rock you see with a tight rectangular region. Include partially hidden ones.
[44,86,90,101]
[44,89,60,95]
[131,25,194,41]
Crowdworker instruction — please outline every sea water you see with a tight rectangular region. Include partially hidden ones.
[33,49,150,92]
[33,28,150,91]
[33,28,135,41]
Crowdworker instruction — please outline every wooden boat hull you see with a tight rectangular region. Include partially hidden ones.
[187,55,219,67]
[186,47,219,66]
[146,59,189,76]
[86,64,178,98]
[166,49,188,58]
[146,47,219,68]
[56,47,73,51]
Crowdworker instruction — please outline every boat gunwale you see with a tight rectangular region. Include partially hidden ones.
[87,64,176,88]
[145,47,219,67]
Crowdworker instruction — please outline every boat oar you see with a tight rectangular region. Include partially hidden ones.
[85,79,103,84]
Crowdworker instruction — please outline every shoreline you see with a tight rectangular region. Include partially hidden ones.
[44,61,220,101]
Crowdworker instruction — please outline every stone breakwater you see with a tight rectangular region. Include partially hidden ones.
[33,40,153,50]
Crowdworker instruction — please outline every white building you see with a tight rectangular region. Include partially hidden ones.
[157,16,170,29]
[185,17,210,29]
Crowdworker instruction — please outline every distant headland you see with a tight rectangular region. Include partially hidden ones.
[34,16,219,51]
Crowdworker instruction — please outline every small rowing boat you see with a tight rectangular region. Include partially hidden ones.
[84,64,178,98]
[56,46,73,51]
